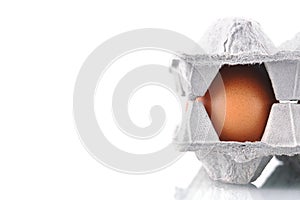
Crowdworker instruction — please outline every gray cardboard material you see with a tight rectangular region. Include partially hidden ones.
[178,52,300,100]
[262,103,300,146]
[279,32,300,51]
[172,18,300,184]
[198,18,276,55]
[265,60,300,100]
[197,151,271,184]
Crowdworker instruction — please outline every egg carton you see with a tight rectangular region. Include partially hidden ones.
[171,18,300,184]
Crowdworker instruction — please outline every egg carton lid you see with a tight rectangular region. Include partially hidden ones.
[179,51,300,67]
[174,50,300,100]
[198,18,277,55]
[177,18,300,67]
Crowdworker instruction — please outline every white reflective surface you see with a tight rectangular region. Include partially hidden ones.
[176,157,300,200]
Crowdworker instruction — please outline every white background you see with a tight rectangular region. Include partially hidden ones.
[0,0,299,199]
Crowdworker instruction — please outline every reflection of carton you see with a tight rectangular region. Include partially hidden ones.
[175,168,259,200]
[172,18,300,184]
[175,166,300,200]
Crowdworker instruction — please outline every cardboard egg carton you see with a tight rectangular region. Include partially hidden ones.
[171,18,300,184]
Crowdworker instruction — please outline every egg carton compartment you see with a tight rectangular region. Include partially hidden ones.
[175,52,300,101]
[171,18,300,184]
[174,102,300,153]
[173,101,300,184]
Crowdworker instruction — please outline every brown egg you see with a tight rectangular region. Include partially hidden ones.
[197,64,277,142]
